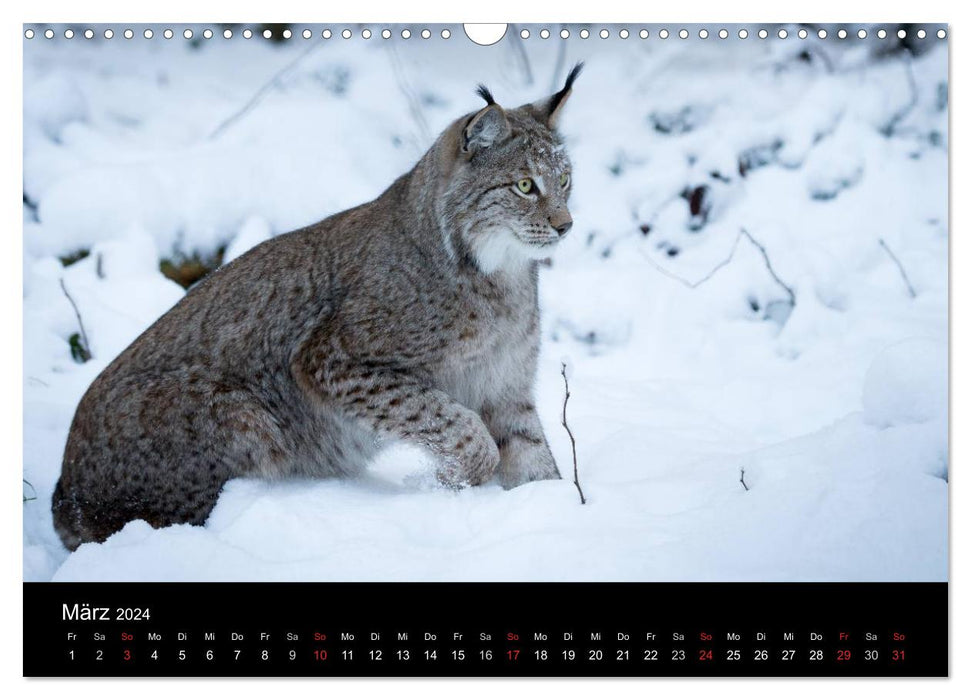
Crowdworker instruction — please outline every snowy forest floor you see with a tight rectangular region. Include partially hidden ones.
[23,26,948,581]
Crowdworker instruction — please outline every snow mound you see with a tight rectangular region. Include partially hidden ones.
[24,71,88,140]
[862,338,948,428]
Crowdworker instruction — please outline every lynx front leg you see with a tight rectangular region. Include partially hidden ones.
[482,400,560,489]
[293,357,499,487]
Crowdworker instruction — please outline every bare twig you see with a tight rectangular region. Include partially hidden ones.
[639,228,796,316]
[60,278,91,361]
[639,229,745,288]
[549,26,568,92]
[739,468,749,491]
[740,228,796,307]
[387,41,431,147]
[23,479,37,504]
[208,41,321,140]
[882,49,919,136]
[560,362,586,505]
[508,24,534,86]
[806,43,835,74]
[878,238,918,298]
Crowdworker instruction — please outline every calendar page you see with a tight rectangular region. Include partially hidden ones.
[22,22,948,677]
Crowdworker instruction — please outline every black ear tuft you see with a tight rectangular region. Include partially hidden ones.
[548,61,584,117]
[476,84,496,106]
[563,61,584,93]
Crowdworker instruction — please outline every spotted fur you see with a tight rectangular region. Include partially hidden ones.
[52,66,582,550]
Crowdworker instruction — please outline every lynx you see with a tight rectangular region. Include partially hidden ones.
[52,64,583,551]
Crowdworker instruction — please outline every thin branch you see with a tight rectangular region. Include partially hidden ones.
[387,41,432,147]
[807,42,835,74]
[23,479,37,504]
[594,193,681,258]
[882,49,919,136]
[878,238,918,298]
[508,24,534,86]
[549,26,568,93]
[739,468,749,492]
[740,229,796,307]
[60,278,91,361]
[560,362,586,505]
[208,41,321,140]
[639,229,744,288]
[640,228,796,311]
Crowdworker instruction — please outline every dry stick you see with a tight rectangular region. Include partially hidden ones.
[549,27,568,92]
[610,191,685,256]
[739,468,749,492]
[23,479,37,504]
[208,41,321,141]
[638,229,745,288]
[739,228,797,307]
[807,43,835,74]
[878,238,918,298]
[640,228,796,309]
[59,278,91,360]
[388,41,432,147]
[560,362,586,505]
[883,49,919,136]
[508,24,535,86]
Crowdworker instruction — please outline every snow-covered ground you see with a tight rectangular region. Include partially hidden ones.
[23,25,948,582]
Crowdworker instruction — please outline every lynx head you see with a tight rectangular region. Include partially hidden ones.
[437,63,583,274]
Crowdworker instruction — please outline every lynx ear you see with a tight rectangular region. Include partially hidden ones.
[535,61,584,129]
[462,98,511,155]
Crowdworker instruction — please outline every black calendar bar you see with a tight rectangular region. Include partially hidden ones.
[24,582,946,677]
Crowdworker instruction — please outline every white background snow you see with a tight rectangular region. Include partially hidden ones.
[23,24,948,582]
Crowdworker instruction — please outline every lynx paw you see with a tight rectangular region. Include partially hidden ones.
[498,445,560,489]
[436,420,500,488]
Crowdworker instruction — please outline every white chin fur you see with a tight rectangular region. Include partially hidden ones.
[471,228,554,274]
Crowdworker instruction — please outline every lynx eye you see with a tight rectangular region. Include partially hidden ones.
[559,172,571,188]
[516,178,534,194]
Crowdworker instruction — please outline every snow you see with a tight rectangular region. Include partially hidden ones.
[23,26,948,582]
[862,338,948,429]
[224,215,273,263]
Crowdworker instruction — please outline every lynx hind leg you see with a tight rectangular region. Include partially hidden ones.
[290,408,381,480]
[483,401,560,489]
[51,478,85,551]
[53,378,293,549]
[296,363,499,487]
[52,465,234,551]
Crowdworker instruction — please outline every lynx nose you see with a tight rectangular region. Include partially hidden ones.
[550,216,573,237]
[549,208,572,238]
